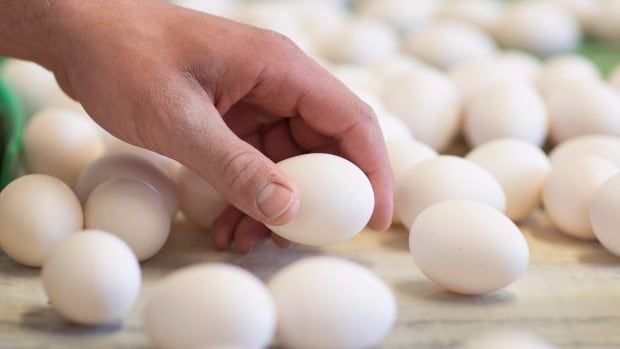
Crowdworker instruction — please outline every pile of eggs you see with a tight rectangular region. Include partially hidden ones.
[2,0,620,347]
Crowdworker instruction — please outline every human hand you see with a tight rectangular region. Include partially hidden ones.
[16,0,393,253]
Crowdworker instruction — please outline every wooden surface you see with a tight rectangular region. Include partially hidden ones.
[1,211,620,349]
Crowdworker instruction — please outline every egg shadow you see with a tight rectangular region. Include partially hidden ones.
[380,226,410,251]
[524,211,588,248]
[395,280,516,306]
[578,248,620,266]
[0,253,40,280]
[20,305,123,336]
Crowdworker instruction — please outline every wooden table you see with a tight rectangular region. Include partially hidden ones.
[1,211,620,349]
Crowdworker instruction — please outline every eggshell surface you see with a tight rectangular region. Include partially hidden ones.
[410,200,529,295]
[464,82,548,147]
[396,156,506,229]
[266,154,374,246]
[42,230,141,325]
[549,135,620,167]
[75,153,179,216]
[177,166,227,229]
[0,174,83,267]
[85,178,170,261]
[144,263,275,349]
[590,174,620,256]
[268,256,396,349]
[1,59,58,116]
[467,139,551,221]
[543,157,618,239]
[24,108,104,185]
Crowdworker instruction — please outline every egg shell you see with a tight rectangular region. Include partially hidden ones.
[466,139,551,221]
[496,2,581,56]
[449,58,533,101]
[611,64,620,91]
[75,153,179,216]
[177,166,227,229]
[0,174,83,267]
[42,230,140,325]
[463,329,558,349]
[382,68,462,151]
[549,0,600,28]
[320,18,398,64]
[105,138,179,179]
[1,59,58,116]
[549,135,620,167]
[144,263,275,349]
[437,0,504,32]
[364,54,426,86]
[589,0,620,41]
[464,82,548,147]
[410,200,529,295]
[85,178,170,261]
[537,54,601,94]
[45,88,86,114]
[24,108,104,185]
[356,0,439,32]
[266,154,374,246]
[546,81,620,143]
[543,156,618,239]
[376,109,416,142]
[494,50,542,81]
[330,64,383,95]
[268,256,396,349]
[590,174,620,256]
[404,20,497,70]
[396,156,506,229]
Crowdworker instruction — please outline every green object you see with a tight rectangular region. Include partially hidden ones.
[0,74,25,189]
[577,41,620,76]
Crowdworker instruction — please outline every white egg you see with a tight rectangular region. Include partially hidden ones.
[330,64,383,95]
[494,50,542,81]
[382,68,462,151]
[1,59,58,116]
[410,200,529,295]
[496,1,581,56]
[356,0,439,32]
[404,20,497,70]
[546,81,620,143]
[543,157,618,239]
[549,0,600,28]
[611,64,620,91]
[449,58,533,101]
[387,140,438,224]
[174,0,239,18]
[320,18,398,64]
[266,154,374,246]
[464,82,548,147]
[375,108,415,142]
[75,153,179,216]
[549,135,620,167]
[42,230,140,325]
[292,2,346,46]
[177,166,227,229]
[24,108,104,185]
[537,54,601,94]
[268,257,396,349]
[437,0,504,32]
[591,173,620,256]
[0,175,83,267]
[589,0,620,41]
[466,139,551,221]
[463,329,558,349]
[84,178,170,261]
[105,138,179,179]
[364,54,426,86]
[144,263,275,349]
[45,88,86,114]
[396,156,506,229]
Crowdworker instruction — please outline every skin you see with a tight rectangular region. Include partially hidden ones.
[0,0,393,253]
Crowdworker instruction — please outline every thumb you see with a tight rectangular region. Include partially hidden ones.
[149,91,299,226]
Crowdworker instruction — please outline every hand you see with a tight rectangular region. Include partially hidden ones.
[16,0,393,253]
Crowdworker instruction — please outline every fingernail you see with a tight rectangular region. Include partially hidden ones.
[257,182,295,221]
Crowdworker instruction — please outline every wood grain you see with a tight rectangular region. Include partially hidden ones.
[1,210,619,349]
